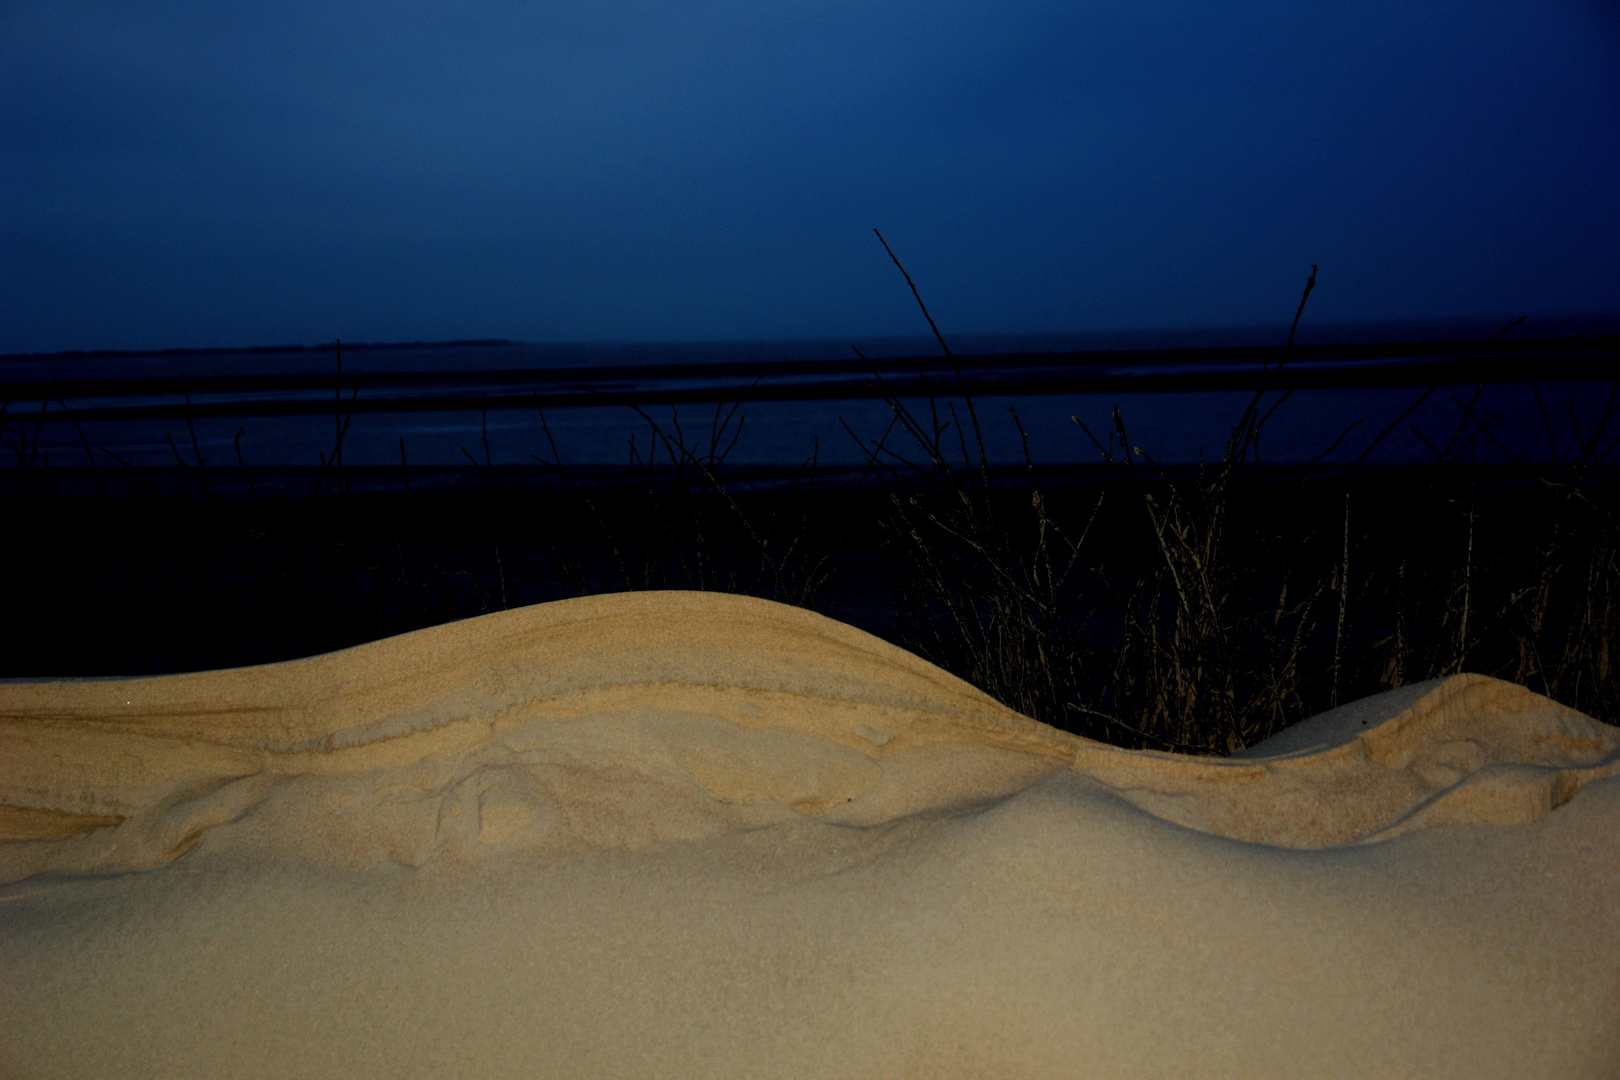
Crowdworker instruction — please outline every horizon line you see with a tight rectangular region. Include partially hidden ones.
[6,310,1620,363]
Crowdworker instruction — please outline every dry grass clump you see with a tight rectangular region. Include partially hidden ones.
[842,242,1618,750]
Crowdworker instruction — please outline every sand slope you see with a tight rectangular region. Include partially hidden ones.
[1,590,1617,1078]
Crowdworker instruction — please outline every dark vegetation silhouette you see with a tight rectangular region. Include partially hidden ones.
[3,243,1617,754]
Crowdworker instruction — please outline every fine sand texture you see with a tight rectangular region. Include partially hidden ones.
[1,590,1617,1078]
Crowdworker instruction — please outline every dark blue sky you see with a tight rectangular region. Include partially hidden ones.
[3,0,1617,354]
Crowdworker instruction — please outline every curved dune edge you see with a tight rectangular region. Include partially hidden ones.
[2,590,1617,882]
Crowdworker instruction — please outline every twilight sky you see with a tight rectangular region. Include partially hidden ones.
[3,0,1617,354]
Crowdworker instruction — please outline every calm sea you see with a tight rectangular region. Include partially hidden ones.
[3,315,1617,496]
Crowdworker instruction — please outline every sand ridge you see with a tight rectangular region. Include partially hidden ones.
[2,590,1615,879]
[1,591,1617,1078]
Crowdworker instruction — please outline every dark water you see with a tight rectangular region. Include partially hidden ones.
[3,315,1617,495]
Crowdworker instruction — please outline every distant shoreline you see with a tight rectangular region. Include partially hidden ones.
[7,310,1620,363]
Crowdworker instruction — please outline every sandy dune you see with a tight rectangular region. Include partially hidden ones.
[2,590,1617,1078]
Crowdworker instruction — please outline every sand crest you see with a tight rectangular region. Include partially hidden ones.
[2,590,1617,1078]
